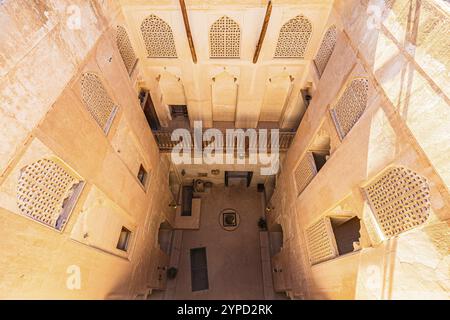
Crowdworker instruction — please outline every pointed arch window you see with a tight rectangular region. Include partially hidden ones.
[294,152,317,196]
[140,14,177,58]
[330,78,369,139]
[305,217,338,265]
[116,25,138,75]
[17,158,84,231]
[314,25,337,77]
[209,16,241,58]
[274,15,312,58]
[81,72,118,134]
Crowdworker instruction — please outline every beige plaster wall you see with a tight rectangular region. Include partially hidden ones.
[269,0,450,300]
[0,0,175,299]
[0,0,448,300]
[119,0,335,129]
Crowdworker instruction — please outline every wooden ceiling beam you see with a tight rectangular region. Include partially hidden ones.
[179,0,197,64]
[253,1,272,64]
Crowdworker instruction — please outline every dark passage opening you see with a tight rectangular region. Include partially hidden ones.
[330,216,361,256]
[224,171,253,187]
[137,164,148,187]
[190,247,209,292]
[312,152,328,172]
[181,185,194,216]
[139,89,161,131]
[170,105,189,118]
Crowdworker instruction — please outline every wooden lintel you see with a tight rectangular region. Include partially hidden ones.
[253,1,272,64]
[179,0,197,64]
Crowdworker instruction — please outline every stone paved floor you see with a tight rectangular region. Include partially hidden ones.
[170,184,266,299]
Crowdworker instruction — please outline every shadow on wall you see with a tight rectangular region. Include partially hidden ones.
[345,0,449,300]
[300,0,449,300]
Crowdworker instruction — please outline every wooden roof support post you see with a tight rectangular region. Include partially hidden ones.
[179,0,197,63]
[253,1,272,64]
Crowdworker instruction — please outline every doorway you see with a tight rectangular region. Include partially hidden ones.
[139,89,161,131]
[169,105,190,129]
[157,220,174,256]
[224,171,253,187]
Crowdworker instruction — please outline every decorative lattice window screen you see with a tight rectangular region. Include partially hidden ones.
[294,152,317,196]
[384,0,394,10]
[17,159,83,231]
[81,72,118,133]
[305,217,338,265]
[274,15,312,58]
[116,25,137,75]
[314,25,337,77]
[209,16,241,58]
[330,78,369,139]
[141,14,177,58]
[363,167,431,238]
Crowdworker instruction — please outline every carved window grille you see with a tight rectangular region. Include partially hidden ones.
[116,25,138,75]
[314,25,337,77]
[274,15,312,58]
[305,217,338,265]
[16,159,84,231]
[209,16,241,58]
[330,78,369,139]
[363,167,431,238]
[141,14,177,58]
[81,72,118,134]
[294,152,317,196]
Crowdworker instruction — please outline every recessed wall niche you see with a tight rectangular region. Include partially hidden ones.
[308,125,332,173]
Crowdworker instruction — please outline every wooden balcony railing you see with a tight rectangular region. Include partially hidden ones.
[153,129,295,153]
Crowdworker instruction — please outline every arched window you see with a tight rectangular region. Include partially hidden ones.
[17,159,84,231]
[330,78,369,139]
[305,217,338,265]
[294,152,317,196]
[363,167,431,238]
[209,16,241,58]
[314,25,337,77]
[306,214,361,265]
[81,72,118,134]
[274,15,312,58]
[116,25,138,75]
[140,14,177,58]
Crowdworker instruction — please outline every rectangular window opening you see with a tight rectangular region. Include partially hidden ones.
[137,164,148,187]
[117,227,132,251]
[330,216,361,256]
[170,105,189,118]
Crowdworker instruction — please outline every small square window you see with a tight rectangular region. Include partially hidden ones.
[223,211,237,227]
[330,216,361,256]
[170,105,188,118]
[137,165,148,187]
[117,227,132,251]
